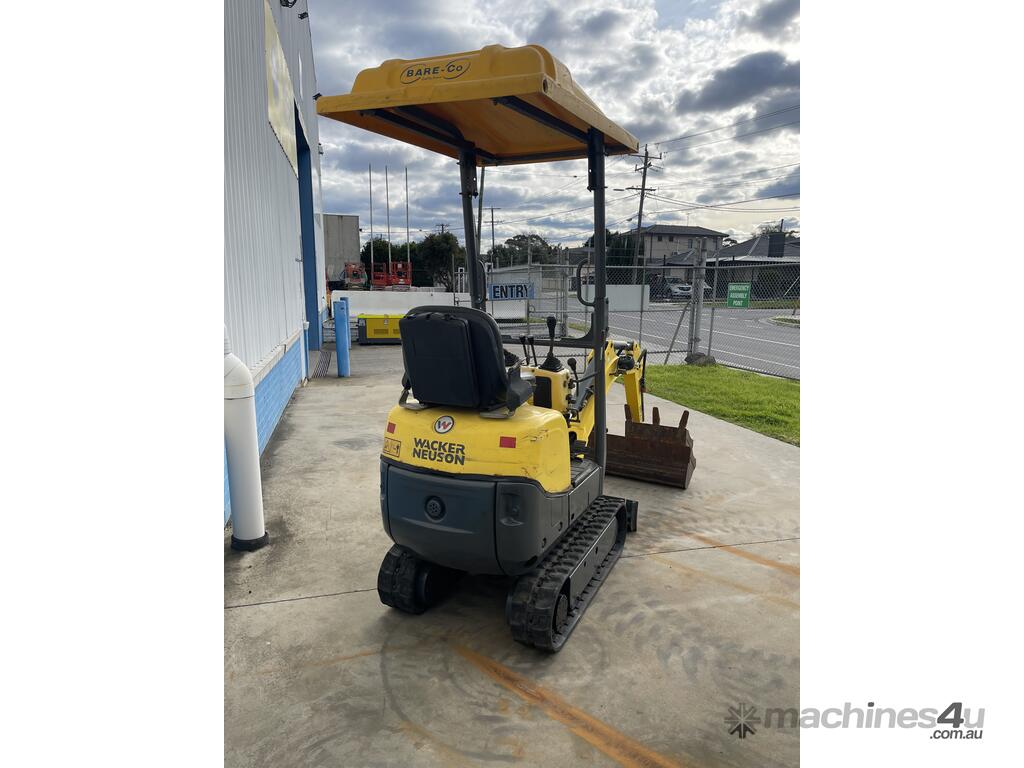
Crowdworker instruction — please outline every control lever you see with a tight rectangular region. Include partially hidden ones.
[567,357,580,392]
[528,336,539,367]
[539,315,564,372]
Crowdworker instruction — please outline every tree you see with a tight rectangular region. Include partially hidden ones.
[581,229,636,267]
[359,237,400,268]
[502,233,555,265]
[753,222,797,238]
[582,229,614,249]
[487,243,514,267]
[417,231,465,290]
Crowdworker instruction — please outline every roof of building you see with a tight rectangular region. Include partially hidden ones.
[663,250,701,266]
[715,234,800,262]
[635,224,728,237]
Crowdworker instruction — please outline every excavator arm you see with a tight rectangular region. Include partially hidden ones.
[569,339,696,490]
[518,319,695,490]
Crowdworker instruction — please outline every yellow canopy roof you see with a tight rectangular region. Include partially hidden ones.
[316,44,638,166]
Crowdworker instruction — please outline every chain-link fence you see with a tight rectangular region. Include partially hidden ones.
[480,257,800,379]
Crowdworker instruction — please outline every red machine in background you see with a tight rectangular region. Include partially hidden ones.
[327,262,367,292]
[370,261,412,290]
[389,261,411,289]
[370,262,389,289]
[343,262,366,289]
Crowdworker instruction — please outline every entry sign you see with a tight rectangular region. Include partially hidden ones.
[489,283,535,301]
[727,282,751,308]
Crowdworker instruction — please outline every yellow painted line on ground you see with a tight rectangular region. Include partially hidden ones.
[452,643,691,768]
[647,554,799,611]
[686,532,800,577]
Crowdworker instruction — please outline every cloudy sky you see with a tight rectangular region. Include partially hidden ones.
[307,0,799,249]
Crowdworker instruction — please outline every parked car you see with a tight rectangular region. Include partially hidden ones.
[664,278,691,300]
[646,273,674,301]
[670,280,715,299]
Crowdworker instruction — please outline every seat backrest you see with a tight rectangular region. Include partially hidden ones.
[399,305,510,409]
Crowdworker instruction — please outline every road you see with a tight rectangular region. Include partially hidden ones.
[498,301,800,380]
[608,306,801,379]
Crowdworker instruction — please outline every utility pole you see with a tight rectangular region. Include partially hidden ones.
[476,166,486,259]
[489,207,501,260]
[405,167,410,264]
[688,237,707,356]
[435,223,452,293]
[628,145,657,283]
[368,164,375,289]
[384,165,392,268]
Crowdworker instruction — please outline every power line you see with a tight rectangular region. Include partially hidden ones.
[654,163,800,188]
[485,169,583,178]
[662,120,800,155]
[649,191,800,206]
[646,191,800,213]
[655,171,800,193]
[650,104,800,146]
[437,191,638,232]
[545,212,639,243]
[495,193,639,226]
[534,175,587,200]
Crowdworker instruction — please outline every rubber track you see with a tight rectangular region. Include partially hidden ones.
[377,544,427,614]
[507,495,627,652]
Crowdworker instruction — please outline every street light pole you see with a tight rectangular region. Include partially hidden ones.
[368,164,375,289]
[405,166,410,264]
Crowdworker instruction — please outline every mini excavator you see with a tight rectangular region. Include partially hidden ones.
[318,44,696,651]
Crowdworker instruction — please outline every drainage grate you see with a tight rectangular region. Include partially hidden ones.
[312,350,333,378]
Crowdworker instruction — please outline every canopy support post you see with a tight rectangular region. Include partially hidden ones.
[459,148,485,310]
[587,128,608,474]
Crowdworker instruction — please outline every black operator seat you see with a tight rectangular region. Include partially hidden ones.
[399,305,534,412]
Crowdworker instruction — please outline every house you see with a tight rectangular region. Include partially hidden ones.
[709,233,800,300]
[713,232,800,263]
[634,224,728,266]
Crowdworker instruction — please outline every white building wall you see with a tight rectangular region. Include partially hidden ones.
[324,214,361,281]
[224,0,324,369]
[278,1,327,319]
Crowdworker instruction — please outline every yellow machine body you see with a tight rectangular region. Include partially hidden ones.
[524,366,573,414]
[383,403,571,493]
[381,339,647,494]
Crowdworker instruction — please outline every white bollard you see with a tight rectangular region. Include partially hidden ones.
[224,328,268,550]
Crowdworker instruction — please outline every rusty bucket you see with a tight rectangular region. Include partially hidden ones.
[602,405,697,489]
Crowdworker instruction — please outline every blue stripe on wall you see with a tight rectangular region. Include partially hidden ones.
[224,445,232,525]
[254,340,303,454]
[224,339,304,524]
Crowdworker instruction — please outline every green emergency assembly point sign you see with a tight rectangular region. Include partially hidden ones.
[727,282,751,308]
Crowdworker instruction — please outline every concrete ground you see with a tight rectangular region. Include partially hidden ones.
[225,345,799,768]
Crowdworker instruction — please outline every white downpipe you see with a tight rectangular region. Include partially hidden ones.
[224,327,268,550]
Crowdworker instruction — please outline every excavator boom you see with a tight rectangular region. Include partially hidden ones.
[571,339,697,489]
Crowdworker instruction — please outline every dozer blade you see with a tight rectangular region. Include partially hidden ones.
[603,405,697,489]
